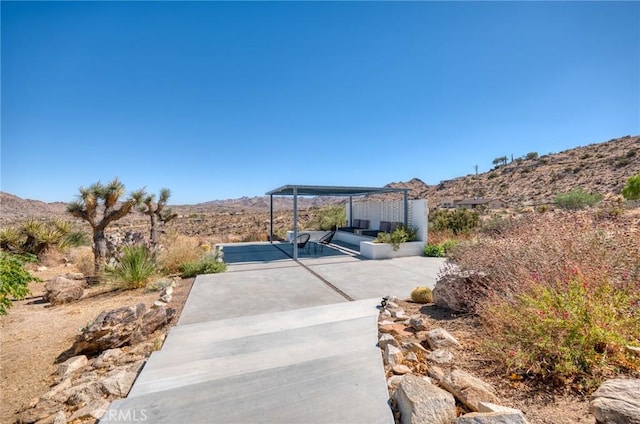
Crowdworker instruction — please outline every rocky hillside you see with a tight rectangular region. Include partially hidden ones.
[1,135,638,231]
[388,134,639,207]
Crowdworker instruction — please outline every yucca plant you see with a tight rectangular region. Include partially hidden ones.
[106,244,158,289]
[0,227,23,253]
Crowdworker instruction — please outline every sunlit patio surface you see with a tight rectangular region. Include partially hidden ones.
[101,242,447,424]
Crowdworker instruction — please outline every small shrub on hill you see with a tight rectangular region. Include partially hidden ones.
[622,174,640,200]
[554,188,602,210]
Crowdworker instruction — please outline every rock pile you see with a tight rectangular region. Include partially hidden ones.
[16,284,177,424]
[379,295,529,424]
[380,295,640,424]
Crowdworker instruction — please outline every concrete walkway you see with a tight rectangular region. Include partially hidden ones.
[101,243,447,423]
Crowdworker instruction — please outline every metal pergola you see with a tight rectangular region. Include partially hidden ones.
[266,185,410,259]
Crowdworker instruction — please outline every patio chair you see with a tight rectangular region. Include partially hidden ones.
[316,230,336,254]
[292,233,311,255]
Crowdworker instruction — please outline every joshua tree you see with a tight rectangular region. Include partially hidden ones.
[67,178,144,275]
[139,188,178,244]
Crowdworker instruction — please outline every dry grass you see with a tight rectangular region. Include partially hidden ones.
[156,231,207,274]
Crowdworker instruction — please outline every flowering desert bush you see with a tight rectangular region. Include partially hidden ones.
[449,210,640,387]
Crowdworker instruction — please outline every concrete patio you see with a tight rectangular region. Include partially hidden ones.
[101,242,447,423]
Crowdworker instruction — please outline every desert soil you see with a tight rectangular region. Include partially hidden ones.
[1,266,595,424]
[0,264,194,424]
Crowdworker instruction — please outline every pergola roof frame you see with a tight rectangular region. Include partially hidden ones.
[267,185,410,260]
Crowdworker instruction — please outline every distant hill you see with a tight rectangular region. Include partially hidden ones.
[1,134,638,228]
[387,134,639,208]
[0,192,68,224]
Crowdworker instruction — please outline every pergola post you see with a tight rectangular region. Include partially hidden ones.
[293,186,298,260]
[349,195,353,227]
[269,194,273,243]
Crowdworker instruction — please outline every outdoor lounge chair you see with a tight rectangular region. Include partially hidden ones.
[315,230,336,254]
[292,233,311,255]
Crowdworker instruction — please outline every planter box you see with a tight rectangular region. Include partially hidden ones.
[360,241,425,259]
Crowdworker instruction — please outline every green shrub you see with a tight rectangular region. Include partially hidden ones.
[410,286,433,303]
[106,245,158,289]
[423,244,445,257]
[0,252,41,314]
[482,275,640,388]
[179,256,227,278]
[429,209,480,235]
[308,206,346,230]
[376,225,418,251]
[622,174,640,200]
[554,188,602,210]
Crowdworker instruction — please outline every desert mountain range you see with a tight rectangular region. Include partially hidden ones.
[1,134,638,228]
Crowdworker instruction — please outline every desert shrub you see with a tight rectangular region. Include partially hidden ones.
[450,211,640,387]
[60,230,90,248]
[554,188,602,210]
[308,206,346,230]
[410,286,433,303]
[156,232,205,274]
[106,245,158,289]
[376,225,418,251]
[0,252,41,314]
[525,152,539,160]
[480,214,514,236]
[430,209,480,235]
[424,244,445,257]
[424,240,458,257]
[622,174,640,200]
[68,246,95,276]
[179,254,227,278]
[482,275,640,387]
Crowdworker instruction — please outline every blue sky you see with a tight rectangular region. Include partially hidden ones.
[2,1,638,205]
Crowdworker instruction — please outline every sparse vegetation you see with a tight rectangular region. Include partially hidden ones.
[554,188,602,210]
